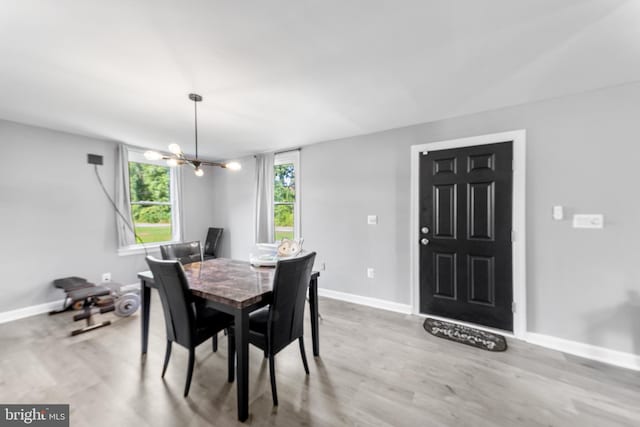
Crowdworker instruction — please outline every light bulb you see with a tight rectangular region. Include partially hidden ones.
[166,158,178,167]
[225,161,242,171]
[168,143,182,155]
[194,167,204,177]
[144,150,162,161]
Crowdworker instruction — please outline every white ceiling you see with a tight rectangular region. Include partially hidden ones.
[1,0,639,160]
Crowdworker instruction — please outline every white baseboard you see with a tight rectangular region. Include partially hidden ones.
[317,288,412,314]
[0,299,65,324]
[526,332,640,371]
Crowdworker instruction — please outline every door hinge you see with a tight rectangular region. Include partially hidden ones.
[512,301,516,313]
[511,230,516,242]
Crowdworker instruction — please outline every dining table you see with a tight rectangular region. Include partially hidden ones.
[137,257,321,422]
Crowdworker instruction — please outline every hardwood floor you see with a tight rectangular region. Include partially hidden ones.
[1,295,639,426]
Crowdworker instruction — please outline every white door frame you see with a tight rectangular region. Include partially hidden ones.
[409,130,527,339]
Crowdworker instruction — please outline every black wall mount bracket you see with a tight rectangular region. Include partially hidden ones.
[87,154,103,165]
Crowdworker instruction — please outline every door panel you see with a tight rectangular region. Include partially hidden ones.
[419,141,513,331]
[434,157,456,174]
[434,184,456,238]
[434,252,456,299]
[468,255,495,305]
[468,182,494,240]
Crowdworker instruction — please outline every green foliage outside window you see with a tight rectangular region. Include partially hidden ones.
[274,164,295,240]
[274,164,295,203]
[129,162,173,243]
[129,162,171,224]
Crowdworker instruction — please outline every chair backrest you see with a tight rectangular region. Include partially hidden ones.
[268,252,316,354]
[146,256,196,347]
[203,227,223,257]
[160,241,202,265]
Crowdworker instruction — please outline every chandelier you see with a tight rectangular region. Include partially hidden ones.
[144,93,241,176]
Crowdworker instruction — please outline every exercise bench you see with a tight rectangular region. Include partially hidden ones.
[50,276,114,336]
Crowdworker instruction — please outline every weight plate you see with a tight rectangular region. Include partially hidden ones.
[114,293,140,317]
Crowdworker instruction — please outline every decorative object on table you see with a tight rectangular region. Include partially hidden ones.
[250,239,305,267]
[276,238,304,257]
[249,243,278,267]
[423,318,507,352]
[143,93,242,176]
[50,277,140,336]
[249,254,278,267]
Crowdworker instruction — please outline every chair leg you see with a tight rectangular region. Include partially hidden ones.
[212,333,218,353]
[184,349,195,397]
[227,329,235,383]
[269,353,278,406]
[299,337,310,375]
[162,341,172,378]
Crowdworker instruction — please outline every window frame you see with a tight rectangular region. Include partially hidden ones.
[118,151,181,256]
[273,150,301,241]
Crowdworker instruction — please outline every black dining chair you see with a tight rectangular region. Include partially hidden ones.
[145,256,235,397]
[240,251,316,406]
[203,227,223,260]
[160,241,222,351]
[160,241,203,265]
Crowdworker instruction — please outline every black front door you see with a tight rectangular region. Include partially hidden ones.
[419,141,513,331]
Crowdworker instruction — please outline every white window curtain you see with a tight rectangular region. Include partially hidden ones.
[115,143,136,247]
[171,167,184,243]
[255,153,274,243]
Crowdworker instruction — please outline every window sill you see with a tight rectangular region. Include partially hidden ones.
[117,243,167,257]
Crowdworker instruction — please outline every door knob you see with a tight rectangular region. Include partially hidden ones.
[421,227,429,234]
[420,238,429,246]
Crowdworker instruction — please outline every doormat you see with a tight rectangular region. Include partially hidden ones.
[423,318,507,352]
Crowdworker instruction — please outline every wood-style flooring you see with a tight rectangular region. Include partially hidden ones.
[1,295,639,427]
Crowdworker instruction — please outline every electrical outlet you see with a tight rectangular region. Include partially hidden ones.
[367,268,375,279]
[552,205,564,220]
[102,272,111,283]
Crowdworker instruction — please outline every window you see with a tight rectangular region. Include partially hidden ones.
[128,151,180,245]
[274,151,300,241]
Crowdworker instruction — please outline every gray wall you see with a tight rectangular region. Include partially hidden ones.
[182,164,219,244]
[211,82,640,356]
[0,120,217,312]
[209,157,257,261]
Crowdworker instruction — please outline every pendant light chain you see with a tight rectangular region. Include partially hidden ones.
[143,92,241,172]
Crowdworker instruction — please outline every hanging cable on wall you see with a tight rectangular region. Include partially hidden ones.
[93,164,149,257]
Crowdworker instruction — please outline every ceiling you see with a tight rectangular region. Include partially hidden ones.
[1,0,639,160]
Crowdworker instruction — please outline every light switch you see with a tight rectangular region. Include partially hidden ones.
[367,215,378,225]
[573,214,604,229]
[552,206,563,220]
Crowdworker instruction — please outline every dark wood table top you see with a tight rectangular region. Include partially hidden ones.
[138,258,319,310]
